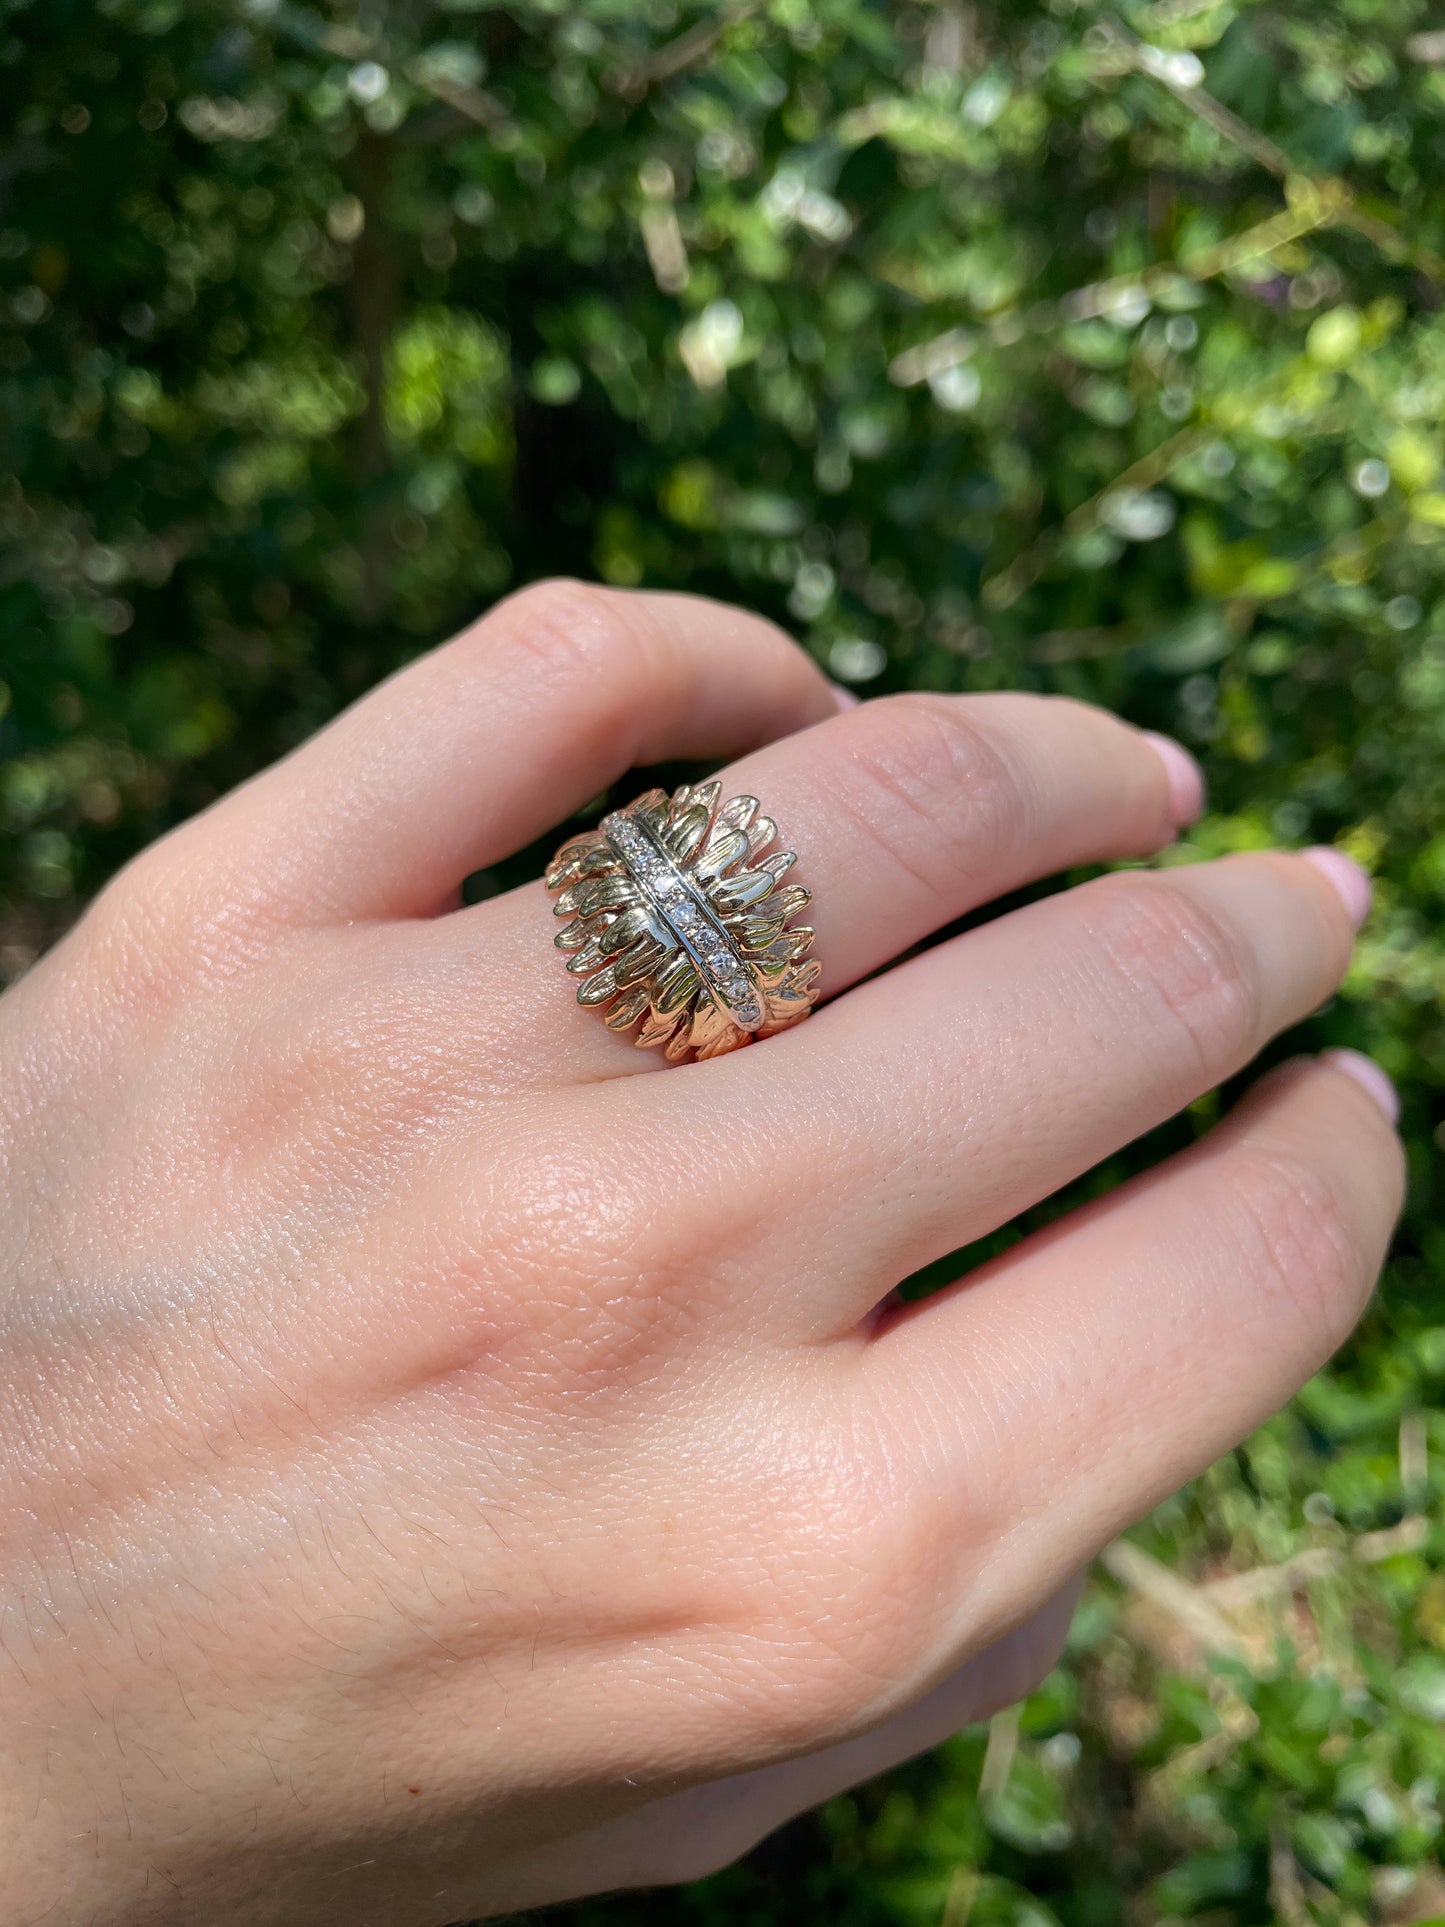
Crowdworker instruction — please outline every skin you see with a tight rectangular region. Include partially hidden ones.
[0,582,1404,1927]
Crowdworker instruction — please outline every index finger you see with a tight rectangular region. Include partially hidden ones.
[154,581,840,926]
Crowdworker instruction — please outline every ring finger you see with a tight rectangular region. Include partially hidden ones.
[448,689,1203,1079]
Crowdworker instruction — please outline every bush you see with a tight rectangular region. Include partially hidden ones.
[2,3,1443,1920]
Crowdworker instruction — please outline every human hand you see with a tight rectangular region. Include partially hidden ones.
[0,584,1402,1925]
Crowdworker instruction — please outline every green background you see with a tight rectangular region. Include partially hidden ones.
[3,2,1444,1921]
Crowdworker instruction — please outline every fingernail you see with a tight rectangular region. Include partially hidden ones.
[1320,1048,1399,1125]
[1142,731,1205,827]
[1301,846,1373,929]
[831,681,861,712]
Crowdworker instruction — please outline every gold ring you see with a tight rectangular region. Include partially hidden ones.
[546,781,820,1062]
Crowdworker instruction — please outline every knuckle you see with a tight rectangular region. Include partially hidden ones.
[652,1835,738,1890]
[653,1779,839,1887]
[1081,872,1260,1073]
[826,692,1036,903]
[727,1483,960,1750]
[427,1147,717,1383]
[972,1608,1073,1719]
[1229,1144,1369,1349]
[78,839,239,1013]
[485,577,650,691]
[653,1823,781,1892]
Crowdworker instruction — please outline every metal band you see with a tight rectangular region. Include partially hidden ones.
[602,810,764,1032]
[546,780,820,1063]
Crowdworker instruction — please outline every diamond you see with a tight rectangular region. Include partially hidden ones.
[573,784,812,1057]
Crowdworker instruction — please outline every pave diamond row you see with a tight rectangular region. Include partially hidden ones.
[602,808,765,1032]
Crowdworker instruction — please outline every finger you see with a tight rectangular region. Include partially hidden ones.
[708,846,1367,1315]
[439,689,1199,1082]
[862,1055,1404,1647]
[718,691,1203,993]
[496,1581,1081,1909]
[164,581,839,926]
[651,1587,1078,1892]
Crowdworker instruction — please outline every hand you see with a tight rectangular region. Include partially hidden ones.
[0,584,1402,1926]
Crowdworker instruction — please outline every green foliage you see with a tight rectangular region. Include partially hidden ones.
[2,1,1443,1920]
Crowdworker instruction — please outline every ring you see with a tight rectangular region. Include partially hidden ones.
[546,781,820,1062]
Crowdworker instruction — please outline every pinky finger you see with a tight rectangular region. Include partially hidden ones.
[488,1581,1082,1911]
[865,1052,1406,1644]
